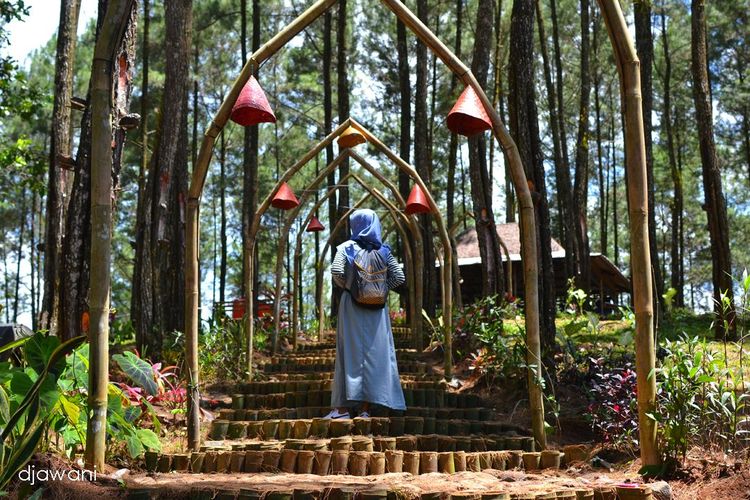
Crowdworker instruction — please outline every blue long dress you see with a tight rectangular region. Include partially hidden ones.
[330,209,407,411]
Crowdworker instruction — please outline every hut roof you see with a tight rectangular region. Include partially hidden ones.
[454,223,565,264]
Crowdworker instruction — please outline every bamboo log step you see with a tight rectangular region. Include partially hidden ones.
[127,482,602,500]
[199,432,534,454]
[230,389,482,410]
[257,373,443,382]
[257,355,425,371]
[143,449,557,475]
[220,406,498,421]
[258,361,429,375]
[229,379,444,395]
[278,348,419,358]
[209,416,531,441]
[295,338,413,351]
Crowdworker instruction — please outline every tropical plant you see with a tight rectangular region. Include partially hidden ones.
[0,333,86,493]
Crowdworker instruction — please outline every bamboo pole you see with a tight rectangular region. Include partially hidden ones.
[596,0,659,466]
[185,199,200,451]
[85,0,135,470]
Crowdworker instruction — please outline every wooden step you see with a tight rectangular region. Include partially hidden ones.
[220,406,497,421]
[141,448,560,476]
[230,390,484,410]
[209,416,529,440]
[258,373,443,382]
[202,432,534,454]
[229,379,444,395]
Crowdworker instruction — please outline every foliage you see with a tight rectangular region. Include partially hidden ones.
[454,295,526,385]
[565,278,588,316]
[199,318,269,381]
[586,357,639,451]
[0,333,85,493]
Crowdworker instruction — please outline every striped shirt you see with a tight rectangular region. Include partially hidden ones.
[331,244,406,291]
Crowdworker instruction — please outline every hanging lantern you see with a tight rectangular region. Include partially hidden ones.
[271,182,299,210]
[446,85,492,136]
[337,126,366,148]
[230,76,277,126]
[405,184,432,215]
[306,217,325,232]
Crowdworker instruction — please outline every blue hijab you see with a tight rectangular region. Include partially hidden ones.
[343,209,391,263]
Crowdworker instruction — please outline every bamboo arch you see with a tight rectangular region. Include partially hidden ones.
[311,174,419,340]
[185,0,658,461]
[255,122,445,352]
[185,0,545,452]
[289,157,423,346]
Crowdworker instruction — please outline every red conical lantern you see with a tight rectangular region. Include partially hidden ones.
[446,85,492,136]
[230,76,277,126]
[271,182,299,210]
[306,217,325,232]
[337,126,366,148]
[405,184,432,215]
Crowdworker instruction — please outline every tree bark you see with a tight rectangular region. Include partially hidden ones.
[219,130,227,303]
[446,0,462,228]
[415,0,436,316]
[573,0,591,291]
[133,0,192,357]
[397,18,411,200]
[84,0,137,472]
[660,8,684,308]
[549,0,576,279]
[508,0,555,357]
[691,0,736,339]
[469,0,503,299]
[42,0,81,335]
[12,187,26,322]
[634,0,663,317]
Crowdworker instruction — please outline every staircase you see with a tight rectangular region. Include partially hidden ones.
[126,327,652,500]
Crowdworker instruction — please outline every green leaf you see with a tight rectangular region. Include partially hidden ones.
[0,421,46,491]
[112,352,158,396]
[24,333,63,376]
[125,433,143,459]
[0,386,9,425]
[0,336,31,356]
[57,394,81,425]
[136,428,161,452]
[0,362,14,384]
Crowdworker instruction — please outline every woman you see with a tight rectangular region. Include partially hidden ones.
[324,209,407,419]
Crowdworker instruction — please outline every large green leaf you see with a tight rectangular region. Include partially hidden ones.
[9,372,59,413]
[112,351,158,396]
[0,336,86,444]
[0,385,9,425]
[0,361,16,384]
[0,421,46,491]
[24,333,63,376]
[136,428,161,452]
[0,336,31,356]
[125,431,143,458]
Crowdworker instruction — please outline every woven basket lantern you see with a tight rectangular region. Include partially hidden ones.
[306,217,325,232]
[405,185,431,215]
[271,182,299,210]
[447,85,492,136]
[337,126,366,148]
[230,76,276,127]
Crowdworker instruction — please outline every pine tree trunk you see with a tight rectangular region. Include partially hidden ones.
[219,130,227,304]
[573,0,591,291]
[468,0,503,299]
[331,0,350,319]
[415,0,436,316]
[691,0,736,339]
[134,0,192,357]
[12,187,26,322]
[635,0,663,317]
[42,0,81,335]
[84,0,137,472]
[508,0,555,357]
[549,0,576,279]
[446,0,462,228]
[660,8,684,308]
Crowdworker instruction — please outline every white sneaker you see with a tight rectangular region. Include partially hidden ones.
[323,409,350,419]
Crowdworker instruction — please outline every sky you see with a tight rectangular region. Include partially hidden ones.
[4,0,98,66]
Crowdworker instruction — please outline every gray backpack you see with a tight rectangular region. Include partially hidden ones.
[348,248,389,308]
